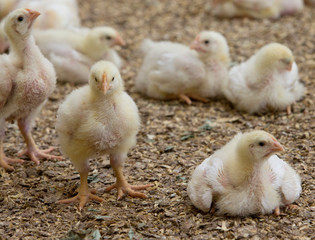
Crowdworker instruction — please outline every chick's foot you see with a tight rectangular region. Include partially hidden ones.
[179,94,192,105]
[187,94,209,103]
[17,146,64,165]
[0,156,24,171]
[58,189,104,211]
[106,177,152,200]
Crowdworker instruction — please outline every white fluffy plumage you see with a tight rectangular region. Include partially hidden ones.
[187,130,301,216]
[223,43,304,114]
[0,8,61,170]
[135,31,230,105]
[210,0,303,19]
[34,26,125,84]
[56,61,151,210]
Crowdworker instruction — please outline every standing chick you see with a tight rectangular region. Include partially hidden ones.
[188,130,301,216]
[223,43,304,114]
[56,61,151,210]
[0,8,62,171]
[34,26,125,84]
[135,31,230,105]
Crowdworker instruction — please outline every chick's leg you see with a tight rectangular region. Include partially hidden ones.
[58,169,104,211]
[0,126,24,171]
[17,119,63,164]
[179,94,192,105]
[0,135,24,171]
[187,93,209,103]
[106,154,151,200]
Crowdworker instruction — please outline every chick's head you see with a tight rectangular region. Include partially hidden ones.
[239,130,284,162]
[4,8,40,38]
[190,31,230,64]
[87,26,125,50]
[89,60,123,95]
[256,43,294,72]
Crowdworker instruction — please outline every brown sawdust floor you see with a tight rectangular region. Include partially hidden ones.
[0,0,314,239]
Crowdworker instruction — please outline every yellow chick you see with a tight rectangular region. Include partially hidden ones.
[188,130,301,216]
[223,43,304,114]
[56,61,151,210]
[34,26,125,84]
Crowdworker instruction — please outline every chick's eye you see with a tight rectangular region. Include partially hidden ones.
[258,141,265,147]
[94,77,98,82]
[106,36,112,40]
[112,77,115,81]
[204,40,209,44]
[17,16,24,22]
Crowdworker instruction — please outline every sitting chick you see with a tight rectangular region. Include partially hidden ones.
[223,43,304,114]
[210,0,303,19]
[188,130,301,216]
[135,31,230,105]
[34,26,125,84]
[56,61,151,210]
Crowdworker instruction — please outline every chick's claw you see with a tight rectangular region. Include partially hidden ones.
[58,191,105,211]
[106,182,152,200]
[17,146,64,164]
[0,156,24,171]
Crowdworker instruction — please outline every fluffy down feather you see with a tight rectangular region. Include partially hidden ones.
[223,43,304,114]
[187,130,301,216]
[34,26,125,84]
[135,31,230,104]
[56,61,150,210]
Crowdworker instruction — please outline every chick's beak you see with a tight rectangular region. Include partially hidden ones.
[270,140,284,152]
[115,34,125,46]
[286,62,293,71]
[190,35,203,52]
[26,8,40,23]
[101,73,111,94]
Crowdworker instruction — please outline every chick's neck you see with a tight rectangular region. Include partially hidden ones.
[227,145,265,186]
[8,34,39,63]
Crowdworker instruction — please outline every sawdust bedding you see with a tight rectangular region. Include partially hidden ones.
[0,0,314,239]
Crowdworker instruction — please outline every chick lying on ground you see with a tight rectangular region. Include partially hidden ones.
[223,43,304,114]
[56,61,151,210]
[210,0,303,19]
[0,8,62,171]
[34,26,125,84]
[135,31,230,105]
[188,130,301,216]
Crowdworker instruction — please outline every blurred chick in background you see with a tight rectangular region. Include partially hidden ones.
[210,0,304,19]
[223,43,304,114]
[136,31,230,105]
[34,26,125,84]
